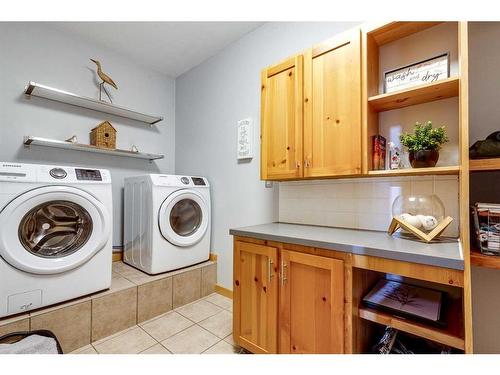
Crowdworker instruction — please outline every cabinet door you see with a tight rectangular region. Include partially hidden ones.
[303,28,361,177]
[233,240,278,353]
[279,250,345,354]
[261,55,303,180]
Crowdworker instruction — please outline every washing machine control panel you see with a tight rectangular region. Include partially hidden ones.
[75,168,102,181]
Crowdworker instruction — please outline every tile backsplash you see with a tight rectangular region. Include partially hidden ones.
[279,176,459,237]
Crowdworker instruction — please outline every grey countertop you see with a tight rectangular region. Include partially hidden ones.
[229,222,464,270]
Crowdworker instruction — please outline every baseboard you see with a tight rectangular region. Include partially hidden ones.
[209,253,218,261]
[214,284,233,299]
[112,252,123,262]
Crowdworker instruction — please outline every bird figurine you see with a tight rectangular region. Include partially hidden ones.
[90,59,118,103]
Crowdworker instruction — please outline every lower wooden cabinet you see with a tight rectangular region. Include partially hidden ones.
[279,249,345,353]
[233,239,345,354]
[233,240,279,354]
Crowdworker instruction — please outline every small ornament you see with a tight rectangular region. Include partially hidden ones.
[90,121,116,149]
[131,145,139,153]
[388,142,401,170]
[419,215,438,231]
[65,135,78,143]
[400,213,422,229]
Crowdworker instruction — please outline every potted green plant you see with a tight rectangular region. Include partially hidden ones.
[400,121,448,168]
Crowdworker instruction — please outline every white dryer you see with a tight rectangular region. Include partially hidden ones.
[124,174,210,274]
[0,162,112,318]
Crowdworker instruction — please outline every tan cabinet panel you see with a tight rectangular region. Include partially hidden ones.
[233,240,279,353]
[261,55,303,180]
[304,29,362,177]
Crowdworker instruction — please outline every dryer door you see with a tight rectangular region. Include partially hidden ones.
[0,186,110,274]
[158,189,209,247]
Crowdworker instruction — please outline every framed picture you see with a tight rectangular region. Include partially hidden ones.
[384,53,450,94]
[362,279,446,327]
[237,118,254,160]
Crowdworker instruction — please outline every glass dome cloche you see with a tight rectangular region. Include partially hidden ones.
[391,194,446,233]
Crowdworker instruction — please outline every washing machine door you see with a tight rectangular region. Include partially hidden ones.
[158,189,208,247]
[0,186,110,275]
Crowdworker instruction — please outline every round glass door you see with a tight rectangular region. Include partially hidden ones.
[159,190,209,247]
[0,186,110,274]
[169,199,202,237]
[18,200,93,258]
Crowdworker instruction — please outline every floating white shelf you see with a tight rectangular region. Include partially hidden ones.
[24,136,164,161]
[24,81,163,125]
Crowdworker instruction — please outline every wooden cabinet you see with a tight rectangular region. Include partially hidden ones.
[303,29,362,177]
[279,250,345,353]
[233,240,279,353]
[260,29,361,181]
[233,238,345,354]
[260,55,303,180]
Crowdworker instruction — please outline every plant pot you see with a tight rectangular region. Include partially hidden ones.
[409,150,439,168]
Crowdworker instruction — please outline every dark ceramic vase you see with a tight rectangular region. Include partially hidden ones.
[409,149,439,168]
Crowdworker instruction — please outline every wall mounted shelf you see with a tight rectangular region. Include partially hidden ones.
[368,77,460,112]
[367,165,460,177]
[469,158,500,172]
[470,249,500,269]
[24,81,163,125]
[24,136,164,161]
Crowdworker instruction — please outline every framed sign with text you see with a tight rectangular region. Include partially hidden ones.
[384,53,450,94]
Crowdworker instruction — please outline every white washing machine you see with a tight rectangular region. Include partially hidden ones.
[124,174,210,274]
[0,162,112,318]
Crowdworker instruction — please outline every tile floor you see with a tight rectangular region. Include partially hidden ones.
[70,292,246,354]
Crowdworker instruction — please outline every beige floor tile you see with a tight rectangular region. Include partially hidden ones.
[93,326,156,354]
[139,311,193,341]
[203,340,239,354]
[175,299,222,323]
[91,326,137,346]
[91,287,137,341]
[223,334,236,346]
[113,261,169,285]
[137,277,173,323]
[70,344,97,354]
[139,343,171,354]
[161,325,219,354]
[198,310,232,339]
[173,269,201,308]
[201,263,217,297]
[204,293,232,311]
[30,300,91,353]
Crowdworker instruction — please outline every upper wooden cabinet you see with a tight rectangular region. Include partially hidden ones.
[260,55,303,180]
[260,29,362,180]
[303,28,362,178]
[233,240,279,354]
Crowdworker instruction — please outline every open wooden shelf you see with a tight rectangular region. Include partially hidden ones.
[25,81,163,125]
[469,158,500,172]
[368,77,460,112]
[359,304,464,350]
[367,165,459,177]
[368,22,443,46]
[471,248,500,269]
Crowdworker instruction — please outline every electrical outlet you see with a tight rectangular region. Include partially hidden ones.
[265,181,273,188]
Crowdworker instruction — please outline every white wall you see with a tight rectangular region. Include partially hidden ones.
[468,22,500,354]
[0,22,175,248]
[175,22,360,289]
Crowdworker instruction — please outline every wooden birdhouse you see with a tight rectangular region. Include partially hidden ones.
[90,121,116,149]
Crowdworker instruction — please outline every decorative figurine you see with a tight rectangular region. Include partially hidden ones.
[90,59,118,103]
[388,142,402,170]
[65,135,78,143]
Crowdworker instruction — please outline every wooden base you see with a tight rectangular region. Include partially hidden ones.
[214,284,233,299]
[388,216,453,243]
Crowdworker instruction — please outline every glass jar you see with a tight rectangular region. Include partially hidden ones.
[392,194,445,232]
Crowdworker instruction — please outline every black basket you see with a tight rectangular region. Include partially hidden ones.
[0,330,63,354]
